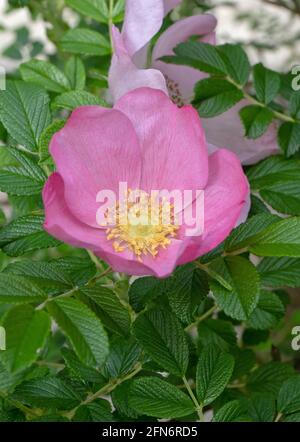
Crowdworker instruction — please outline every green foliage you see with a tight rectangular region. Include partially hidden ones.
[0,0,299,424]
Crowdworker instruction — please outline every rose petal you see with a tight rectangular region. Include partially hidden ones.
[178,149,249,263]
[50,105,142,227]
[98,238,186,278]
[109,26,168,102]
[122,0,165,56]
[202,100,280,165]
[43,173,113,252]
[114,87,209,193]
[164,0,182,14]
[152,14,217,102]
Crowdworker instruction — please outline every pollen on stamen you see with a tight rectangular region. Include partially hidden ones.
[103,190,179,261]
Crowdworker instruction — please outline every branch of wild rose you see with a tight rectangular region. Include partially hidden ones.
[63,362,143,420]
[185,305,218,332]
[226,77,297,124]
[35,267,113,310]
[182,376,204,422]
[0,390,42,419]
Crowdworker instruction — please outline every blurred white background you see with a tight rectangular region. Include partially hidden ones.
[0,0,299,72]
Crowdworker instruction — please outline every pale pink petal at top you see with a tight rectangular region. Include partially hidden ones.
[109,26,168,102]
[202,100,280,165]
[178,149,249,264]
[50,105,142,228]
[164,0,182,14]
[152,14,217,103]
[122,0,165,56]
[114,87,209,193]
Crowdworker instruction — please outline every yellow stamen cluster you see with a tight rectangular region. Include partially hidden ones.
[104,190,179,260]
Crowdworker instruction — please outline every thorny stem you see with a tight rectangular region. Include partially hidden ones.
[63,362,143,420]
[182,376,204,422]
[35,266,113,310]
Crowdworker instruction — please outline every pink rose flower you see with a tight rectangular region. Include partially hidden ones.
[43,88,249,278]
[108,0,280,165]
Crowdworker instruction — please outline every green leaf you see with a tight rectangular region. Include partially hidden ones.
[247,156,300,215]
[38,119,66,164]
[60,28,111,56]
[197,318,237,351]
[230,347,256,380]
[246,291,284,330]
[258,257,300,288]
[0,147,46,196]
[167,264,209,323]
[239,105,273,139]
[112,381,139,419]
[278,122,300,157]
[244,394,275,422]
[65,0,108,23]
[247,362,295,396]
[0,80,51,151]
[133,308,189,376]
[79,284,131,336]
[217,44,250,85]
[104,337,141,378]
[249,217,300,257]
[61,348,106,384]
[1,305,50,372]
[129,377,194,419]
[0,214,60,256]
[3,44,22,60]
[0,273,47,304]
[3,258,73,290]
[74,400,114,422]
[196,344,234,406]
[128,276,166,312]
[65,56,86,90]
[12,377,82,409]
[247,156,300,189]
[253,63,281,104]
[194,78,243,117]
[52,91,108,111]
[213,400,251,422]
[47,298,109,368]
[288,91,300,118]
[53,254,96,286]
[162,41,228,75]
[283,412,300,422]
[277,376,300,415]
[210,256,260,320]
[20,60,71,93]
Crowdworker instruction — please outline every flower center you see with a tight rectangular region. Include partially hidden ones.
[104,190,179,260]
[165,75,185,107]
